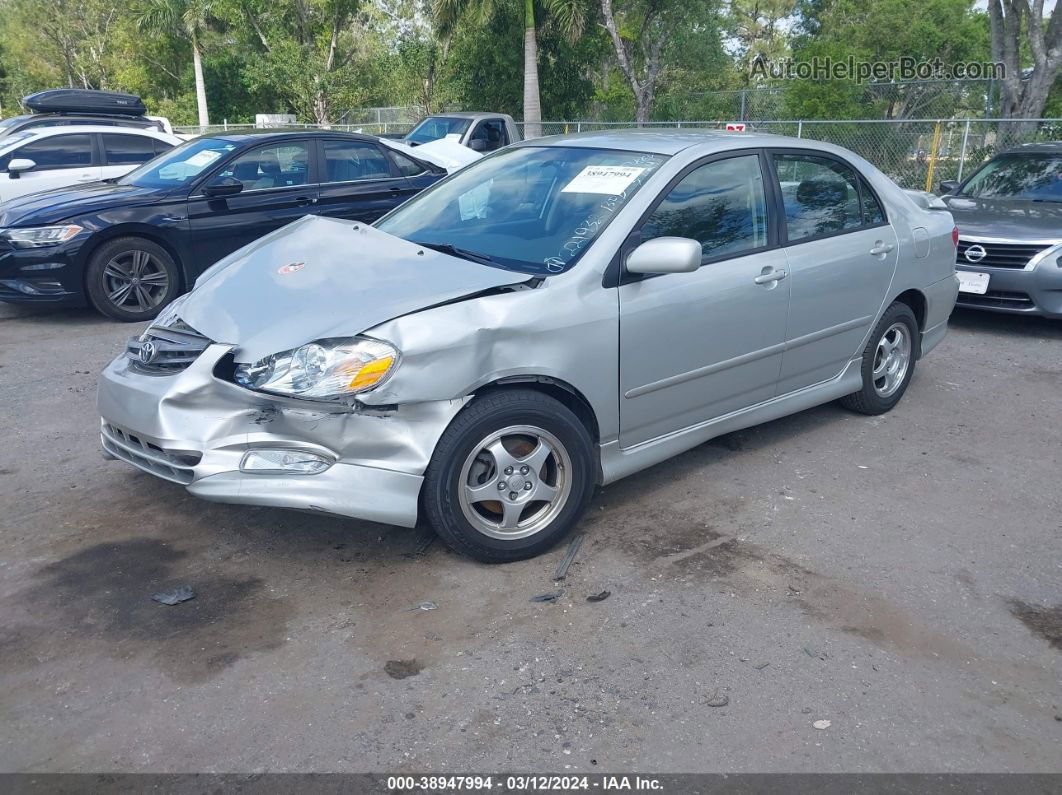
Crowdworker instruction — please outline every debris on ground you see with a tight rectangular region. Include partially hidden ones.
[705,690,729,707]
[813,719,831,730]
[530,592,563,603]
[553,533,584,580]
[753,661,770,670]
[404,529,436,558]
[384,659,423,679]
[586,590,611,602]
[803,645,828,660]
[151,585,195,606]
[405,601,438,612]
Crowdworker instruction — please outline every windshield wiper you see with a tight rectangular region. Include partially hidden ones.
[1031,198,1062,203]
[412,240,496,266]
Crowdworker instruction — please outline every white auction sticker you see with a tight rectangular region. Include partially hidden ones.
[561,165,646,195]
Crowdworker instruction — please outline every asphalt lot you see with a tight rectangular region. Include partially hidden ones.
[0,299,1059,773]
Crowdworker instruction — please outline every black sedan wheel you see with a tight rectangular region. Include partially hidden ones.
[86,237,180,322]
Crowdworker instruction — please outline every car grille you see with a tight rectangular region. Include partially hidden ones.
[126,319,211,375]
[101,423,202,485]
[956,289,1035,310]
[956,240,1048,270]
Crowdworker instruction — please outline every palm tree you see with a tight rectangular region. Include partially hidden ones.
[433,0,587,138]
[135,0,215,128]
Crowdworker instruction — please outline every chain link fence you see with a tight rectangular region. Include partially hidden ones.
[514,118,1062,191]
[175,117,1061,192]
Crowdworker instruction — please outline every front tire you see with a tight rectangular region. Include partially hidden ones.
[840,301,918,415]
[85,236,180,322]
[422,389,596,563]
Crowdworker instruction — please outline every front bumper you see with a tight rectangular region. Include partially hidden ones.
[955,246,1062,318]
[0,239,87,305]
[97,344,468,528]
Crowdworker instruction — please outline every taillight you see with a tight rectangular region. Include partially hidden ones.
[951,226,959,247]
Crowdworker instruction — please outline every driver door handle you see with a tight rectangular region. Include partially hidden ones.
[869,242,895,256]
[294,196,317,206]
[753,268,788,285]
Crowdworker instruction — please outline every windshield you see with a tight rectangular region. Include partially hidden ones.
[405,116,473,145]
[118,137,238,189]
[376,146,668,274]
[0,116,26,130]
[961,153,1062,201]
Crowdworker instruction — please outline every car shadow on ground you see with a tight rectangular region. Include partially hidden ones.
[0,302,116,328]
[948,306,1062,340]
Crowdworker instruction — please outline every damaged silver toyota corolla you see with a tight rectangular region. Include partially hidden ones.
[98,130,959,562]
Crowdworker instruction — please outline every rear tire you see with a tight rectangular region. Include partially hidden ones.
[85,236,180,322]
[422,389,596,563]
[840,302,919,415]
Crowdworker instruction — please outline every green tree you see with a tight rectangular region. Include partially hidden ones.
[787,0,991,119]
[441,0,601,119]
[135,0,217,126]
[432,0,590,137]
[599,0,720,123]
[987,0,1062,120]
[234,0,381,124]
[726,0,797,86]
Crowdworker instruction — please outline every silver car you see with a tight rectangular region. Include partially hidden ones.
[98,131,959,562]
[940,142,1062,318]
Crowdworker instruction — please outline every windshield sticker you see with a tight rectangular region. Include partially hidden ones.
[185,150,223,168]
[561,165,647,195]
[546,154,664,272]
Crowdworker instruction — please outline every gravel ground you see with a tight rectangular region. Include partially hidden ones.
[0,301,1059,773]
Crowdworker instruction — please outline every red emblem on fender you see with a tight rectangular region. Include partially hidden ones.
[277,262,305,275]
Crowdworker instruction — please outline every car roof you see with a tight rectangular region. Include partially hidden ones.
[196,128,383,144]
[514,128,830,155]
[0,125,176,148]
[997,141,1062,155]
[426,112,506,120]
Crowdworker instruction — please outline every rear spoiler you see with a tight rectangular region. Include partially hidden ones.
[903,189,950,211]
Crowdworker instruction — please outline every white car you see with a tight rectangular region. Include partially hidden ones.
[0,126,181,204]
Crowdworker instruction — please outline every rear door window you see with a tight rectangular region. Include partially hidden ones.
[102,134,160,165]
[773,153,865,242]
[322,140,394,183]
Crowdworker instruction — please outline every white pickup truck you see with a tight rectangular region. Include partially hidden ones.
[402,112,521,153]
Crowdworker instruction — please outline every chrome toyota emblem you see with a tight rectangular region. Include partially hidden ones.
[964,244,987,263]
[139,341,157,364]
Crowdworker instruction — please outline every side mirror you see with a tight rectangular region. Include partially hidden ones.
[939,180,960,195]
[6,158,36,178]
[203,175,244,197]
[625,237,702,275]
[468,139,487,152]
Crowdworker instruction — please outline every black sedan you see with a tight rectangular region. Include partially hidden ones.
[0,130,446,320]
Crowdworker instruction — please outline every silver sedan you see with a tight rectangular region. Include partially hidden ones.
[98,130,959,562]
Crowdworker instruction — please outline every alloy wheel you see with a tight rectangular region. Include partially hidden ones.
[872,322,911,398]
[102,249,170,313]
[457,424,573,540]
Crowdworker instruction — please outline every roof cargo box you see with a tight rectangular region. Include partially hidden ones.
[23,89,147,117]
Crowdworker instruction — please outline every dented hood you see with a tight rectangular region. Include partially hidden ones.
[379,135,481,172]
[180,215,524,363]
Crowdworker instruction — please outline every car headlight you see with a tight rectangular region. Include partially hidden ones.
[0,225,84,248]
[233,337,399,400]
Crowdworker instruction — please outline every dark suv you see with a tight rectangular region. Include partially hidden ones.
[941,142,1062,318]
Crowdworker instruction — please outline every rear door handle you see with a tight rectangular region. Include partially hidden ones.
[869,242,895,256]
[294,196,317,206]
[753,268,788,285]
